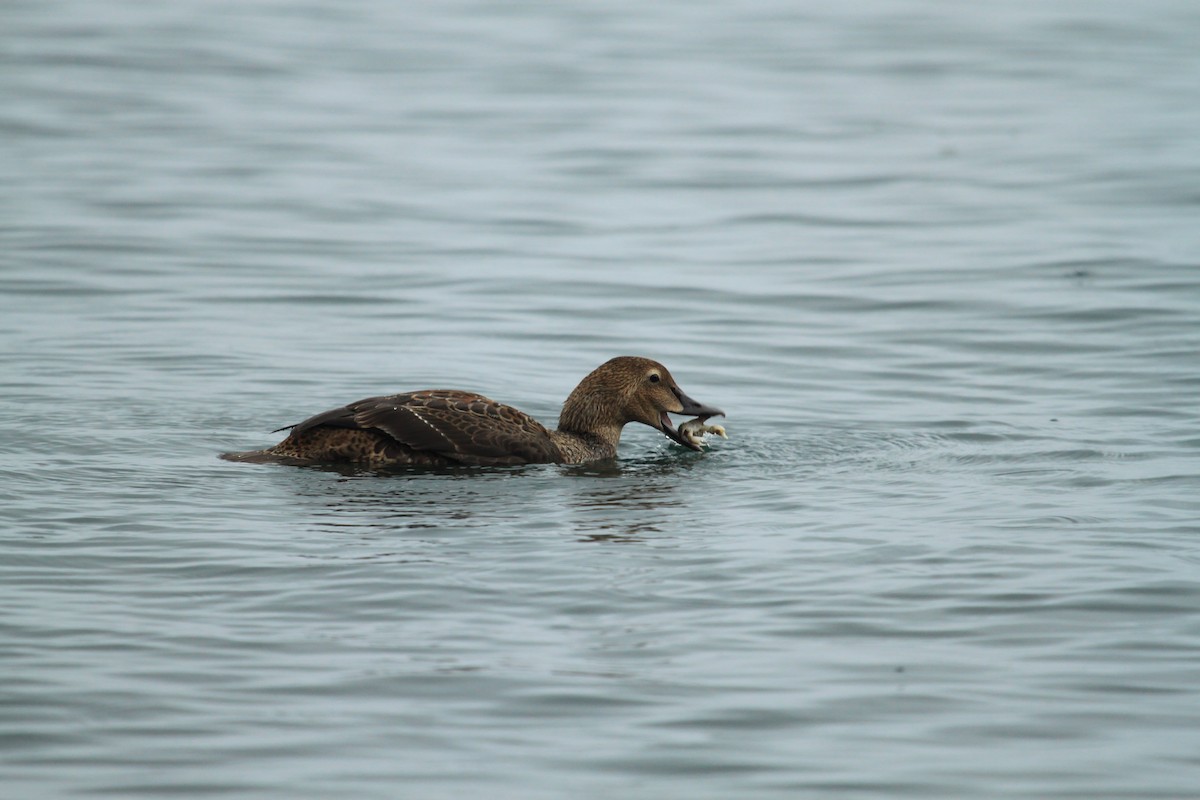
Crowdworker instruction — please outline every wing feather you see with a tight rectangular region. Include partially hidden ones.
[281,390,561,466]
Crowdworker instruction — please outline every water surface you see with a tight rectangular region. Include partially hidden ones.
[3,1,1200,797]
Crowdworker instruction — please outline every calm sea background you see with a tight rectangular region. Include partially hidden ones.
[3,1,1200,798]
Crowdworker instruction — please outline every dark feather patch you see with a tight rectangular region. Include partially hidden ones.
[282,390,562,466]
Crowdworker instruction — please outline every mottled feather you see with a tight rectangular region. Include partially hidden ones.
[280,390,561,466]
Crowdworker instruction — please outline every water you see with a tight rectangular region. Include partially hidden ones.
[3,0,1200,797]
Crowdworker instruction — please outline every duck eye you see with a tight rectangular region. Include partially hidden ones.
[648,373,661,384]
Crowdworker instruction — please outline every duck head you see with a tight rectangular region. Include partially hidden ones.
[558,356,725,451]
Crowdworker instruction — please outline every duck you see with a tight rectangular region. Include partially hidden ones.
[220,356,724,468]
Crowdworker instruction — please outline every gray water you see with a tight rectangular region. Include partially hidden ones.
[3,0,1200,797]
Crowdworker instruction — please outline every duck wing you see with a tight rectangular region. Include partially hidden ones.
[280,390,561,466]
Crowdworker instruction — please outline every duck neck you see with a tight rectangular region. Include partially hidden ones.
[550,426,622,463]
[554,368,635,462]
[555,396,625,462]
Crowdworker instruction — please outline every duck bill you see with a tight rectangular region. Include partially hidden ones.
[674,388,724,419]
[660,389,725,451]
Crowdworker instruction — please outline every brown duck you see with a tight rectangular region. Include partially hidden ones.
[221,356,724,468]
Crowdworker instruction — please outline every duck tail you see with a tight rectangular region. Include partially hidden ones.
[218,448,282,464]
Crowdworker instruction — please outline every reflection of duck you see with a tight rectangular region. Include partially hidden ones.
[221,356,723,468]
